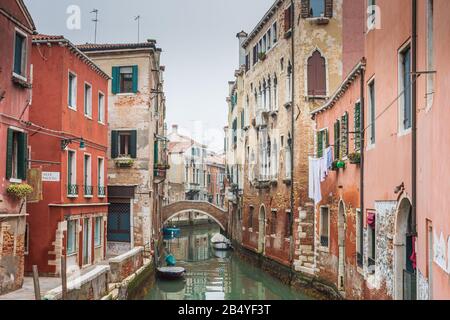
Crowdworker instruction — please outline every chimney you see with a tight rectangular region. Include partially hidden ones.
[172,124,178,134]
[236,31,248,67]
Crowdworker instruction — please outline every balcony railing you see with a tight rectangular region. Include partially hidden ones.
[67,184,79,196]
[84,185,93,196]
[98,186,106,197]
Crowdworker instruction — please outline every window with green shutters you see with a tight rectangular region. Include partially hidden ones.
[14,32,27,77]
[6,129,28,181]
[354,102,361,151]
[154,140,159,165]
[334,120,340,160]
[111,130,137,159]
[112,66,138,94]
[341,112,349,157]
[317,129,329,158]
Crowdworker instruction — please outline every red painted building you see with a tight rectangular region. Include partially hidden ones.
[25,35,110,276]
[0,0,35,295]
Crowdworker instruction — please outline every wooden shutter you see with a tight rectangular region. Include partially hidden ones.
[354,103,361,150]
[18,132,28,180]
[334,120,340,159]
[111,131,119,159]
[154,140,159,165]
[301,0,310,18]
[325,0,333,18]
[132,66,139,93]
[112,67,120,94]
[130,130,137,159]
[317,131,324,158]
[6,128,14,179]
[307,51,326,96]
[325,129,329,147]
[341,113,349,157]
[284,6,292,32]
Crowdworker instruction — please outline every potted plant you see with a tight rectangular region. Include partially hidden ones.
[7,183,33,200]
[331,160,346,171]
[258,52,267,61]
[348,152,361,165]
[115,156,134,168]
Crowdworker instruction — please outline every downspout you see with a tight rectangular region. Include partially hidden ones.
[411,0,417,235]
[289,0,296,267]
[360,64,366,231]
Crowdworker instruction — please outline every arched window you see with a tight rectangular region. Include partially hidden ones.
[307,50,327,96]
[271,138,279,179]
[273,75,278,110]
[286,61,293,103]
[267,76,272,111]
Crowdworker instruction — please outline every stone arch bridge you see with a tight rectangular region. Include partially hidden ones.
[162,201,228,231]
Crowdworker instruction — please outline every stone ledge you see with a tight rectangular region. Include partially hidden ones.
[109,247,143,263]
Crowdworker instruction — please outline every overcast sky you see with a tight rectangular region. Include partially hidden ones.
[24,0,274,152]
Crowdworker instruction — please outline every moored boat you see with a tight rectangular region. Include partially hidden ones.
[211,233,232,251]
[157,266,186,280]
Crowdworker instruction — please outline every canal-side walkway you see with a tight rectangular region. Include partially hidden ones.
[0,277,61,300]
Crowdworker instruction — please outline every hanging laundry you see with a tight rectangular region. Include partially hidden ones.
[367,211,376,228]
[410,236,417,270]
[308,157,322,205]
[326,146,333,169]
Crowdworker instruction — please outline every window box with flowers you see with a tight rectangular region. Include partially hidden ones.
[7,183,33,200]
[115,156,135,168]
[258,52,267,61]
[348,152,361,165]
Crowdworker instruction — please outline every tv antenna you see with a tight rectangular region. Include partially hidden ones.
[91,9,99,43]
[134,15,141,42]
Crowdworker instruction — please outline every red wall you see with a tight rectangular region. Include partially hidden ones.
[25,42,109,274]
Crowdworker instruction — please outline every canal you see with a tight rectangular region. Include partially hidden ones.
[144,224,314,300]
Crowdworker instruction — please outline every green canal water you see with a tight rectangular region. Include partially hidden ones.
[145,225,314,300]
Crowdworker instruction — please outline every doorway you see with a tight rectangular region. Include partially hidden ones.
[338,201,346,291]
[82,218,91,266]
[258,205,266,254]
[394,198,417,300]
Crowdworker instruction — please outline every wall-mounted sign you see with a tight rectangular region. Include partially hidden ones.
[42,172,60,182]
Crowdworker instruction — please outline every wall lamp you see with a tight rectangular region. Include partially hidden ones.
[61,137,86,151]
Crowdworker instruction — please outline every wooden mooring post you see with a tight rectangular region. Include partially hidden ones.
[61,256,68,300]
[32,265,41,300]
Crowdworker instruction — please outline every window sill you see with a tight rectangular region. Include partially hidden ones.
[12,73,32,88]
[318,246,329,253]
[94,244,102,249]
[366,143,376,151]
[9,178,23,184]
[116,93,136,97]
[98,195,106,199]
[398,128,412,137]
[84,115,93,120]
[306,95,328,101]
[84,195,94,199]
[98,121,105,126]
[305,17,330,25]
[67,195,79,199]
[68,106,77,111]
[67,252,77,257]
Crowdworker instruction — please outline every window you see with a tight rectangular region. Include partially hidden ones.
[310,0,325,17]
[84,83,92,118]
[284,5,293,33]
[320,207,329,247]
[341,113,349,157]
[253,44,258,65]
[285,210,292,237]
[368,80,376,145]
[84,154,92,196]
[285,142,292,180]
[94,217,102,247]
[285,62,292,104]
[368,210,376,268]
[426,0,434,110]
[367,0,377,31]
[67,150,77,195]
[399,45,412,131]
[98,92,105,123]
[354,102,361,151]
[98,158,105,196]
[111,130,137,159]
[356,209,363,267]
[273,75,278,110]
[245,54,250,72]
[68,72,77,109]
[6,129,27,181]
[112,66,138,94]
[307,50,327,96]
[13,31,27,77]
[334,119,341,159]
[271,210,277,235]
[67,220,77,255]
[271,138,279,179]
[272,22,278,44]
[267,29,272,50]
[317,129,329,158]
[248,206,254,229]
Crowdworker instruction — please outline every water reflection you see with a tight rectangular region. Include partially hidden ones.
[145,225,313,300]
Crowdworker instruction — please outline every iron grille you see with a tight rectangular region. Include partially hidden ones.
[67,184,79,196]
[84,185,93,196]
[98,186,106,196]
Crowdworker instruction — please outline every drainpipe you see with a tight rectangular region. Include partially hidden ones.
[289,0,296,267]
[411,0,417,235]
[360,63,366,230]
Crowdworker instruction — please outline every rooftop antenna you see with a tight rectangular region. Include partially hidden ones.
[134,15,141,42]
[91,9,99,43]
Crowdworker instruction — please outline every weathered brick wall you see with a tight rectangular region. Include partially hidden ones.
[0,217,26,295]
[109,247,144,283]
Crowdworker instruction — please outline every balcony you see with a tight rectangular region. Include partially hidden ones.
[67,184,79,197]
[98,186,106,197]
[84,185,93,197]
